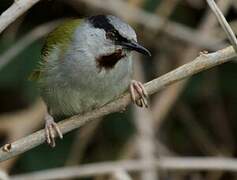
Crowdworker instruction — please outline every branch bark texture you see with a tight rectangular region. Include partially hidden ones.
[0,46,236,162]
[0,0,41,34]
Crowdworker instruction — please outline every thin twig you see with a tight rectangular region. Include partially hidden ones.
[0,0,41,34]
[0,46,236,162]
[11,157,237,180]
[214,20,237,40]
[206,0,237,52]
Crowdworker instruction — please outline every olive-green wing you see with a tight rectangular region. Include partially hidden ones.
[29,19,81,81]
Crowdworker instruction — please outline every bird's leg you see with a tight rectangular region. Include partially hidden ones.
[44,111,63,148]
[129,80,148,108]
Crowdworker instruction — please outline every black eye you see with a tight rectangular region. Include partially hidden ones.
[106,31,117,40]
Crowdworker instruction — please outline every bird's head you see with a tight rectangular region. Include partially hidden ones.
[75,15,151,69]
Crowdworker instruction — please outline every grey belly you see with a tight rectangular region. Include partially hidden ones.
[41,67,132,118]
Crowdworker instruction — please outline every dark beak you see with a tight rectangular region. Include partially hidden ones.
[121,40,151,56]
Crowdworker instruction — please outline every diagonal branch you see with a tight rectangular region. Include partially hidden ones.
[0,0,42,34]
[0,46,236,162]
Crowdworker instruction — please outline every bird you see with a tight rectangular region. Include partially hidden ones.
[30,15,151,147]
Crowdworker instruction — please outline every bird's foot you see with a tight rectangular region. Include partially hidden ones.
[44,114,63,148]
[129,80,148,108]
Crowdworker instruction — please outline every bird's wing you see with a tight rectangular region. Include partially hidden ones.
[29,19,81,81]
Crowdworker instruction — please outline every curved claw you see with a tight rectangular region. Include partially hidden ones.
[130,80,149,108]
[44,114,63,148]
